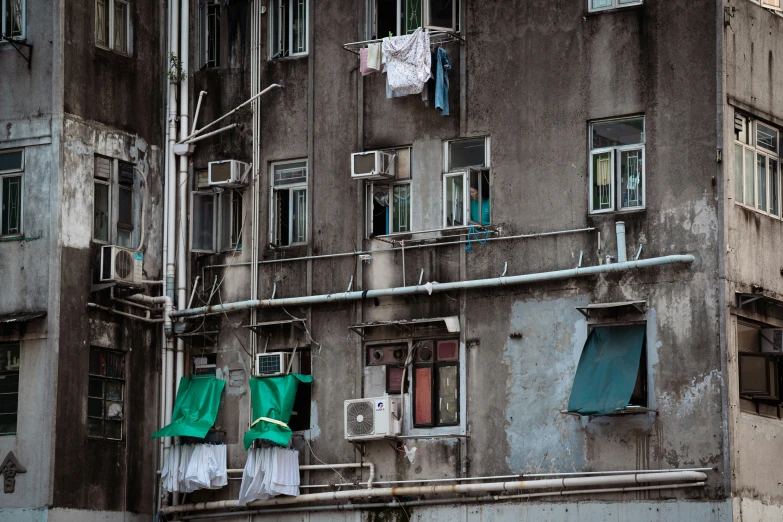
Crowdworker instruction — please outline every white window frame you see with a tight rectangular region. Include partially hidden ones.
[1,0,26,40]
[588,117,646,215]
[442,171,468,228]
[199,1,220,69]
[442,137,491,228]
[364,147,412,238]
[0,148,24,238]
[95,0,129,55]
[270,0,309,59]
[190,190,218,254]
[366,0,458,40]
[734,114,782,219]
[270,160,308,247]
[588,0,643,13]
[219,189,244,252]
[751,0,783,12]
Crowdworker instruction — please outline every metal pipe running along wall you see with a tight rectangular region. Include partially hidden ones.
[171,254,696,319]
[160,470,707,515]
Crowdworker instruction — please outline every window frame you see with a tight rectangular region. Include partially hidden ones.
[95,0,130,55]
[0,342,20,436]
[87,347,126,441]
[588,117,646,214]
[270,159,308,247]
[116,161,134,248]
[411,339,460,428]
[270,0,309,60]
[587,0,643,14]
[93,156,113,244]
[199,0,221,70]
[364,146,412,238]
[190,190,218,254]
[219,189,244,252]
[443,137,491,229]
[736,319,783,418]
[0,148,24,238]
[734,113,782,219]
[2,0,26,40]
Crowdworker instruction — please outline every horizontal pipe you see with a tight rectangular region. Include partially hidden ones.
[87,303,164,324]
[184,123,237,145]
[161,471,707,515]
[111,297,163,312]
[205,227,596,270]
[179,482,706,520]
[172,254,696,319]
[124,294,174,336]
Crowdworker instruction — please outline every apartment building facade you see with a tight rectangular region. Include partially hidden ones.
[2,0,783,521]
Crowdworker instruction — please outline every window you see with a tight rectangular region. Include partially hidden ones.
[365,148,411,237]
[95,0,129,54]
[220,189,243,251]
[190,172,244,253]
[93,156,136,245]
[2,0,25,39]
[117,162,134,247]
[270,0,308,59]
[750,0,783,12]
[87,347,125,440]
[365,0,457,40]
[199,0,220,69]
[734,113,781,218]
[589,117,645,214]
[270,160,307,247]
[413,340,459,427]
[588,0,642,13]
[0,343,20,436]
[366,344,409,394]
[0,149,23,237]
[443,138,491,228]
[93,156,112,243]
[737,321,783,418]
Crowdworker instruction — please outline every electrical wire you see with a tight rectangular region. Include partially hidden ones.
[217,284,251,358]
[303,437,348,486]
[282,307,323,352]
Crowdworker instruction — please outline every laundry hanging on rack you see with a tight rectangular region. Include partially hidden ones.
[382,28,431,95]
[161,444,228,493]
[238,446,301,505]
[433,47,451,115]
[367,42,382,70]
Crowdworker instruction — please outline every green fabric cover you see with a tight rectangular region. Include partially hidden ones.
[243,374,313,450]
[152,377,225,439]
[567,325,645,415]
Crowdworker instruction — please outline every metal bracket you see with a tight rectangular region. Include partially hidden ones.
[349,441,366,456]
[1,34,33,69]
[738,294,763,308]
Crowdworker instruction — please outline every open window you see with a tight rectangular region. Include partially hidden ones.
[2,0,25,40]
[566,324,648,416]
[93,156,137,246]
[366,0,458,39]
[443,138,491,228]
[270,160,308,247]
[220,189,243,251]
[87,347,125,440]
[270,0,308,59]
[199,0,221,69]
[364,147,411,238]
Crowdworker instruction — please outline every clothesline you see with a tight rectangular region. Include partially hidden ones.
[343,30,462,55]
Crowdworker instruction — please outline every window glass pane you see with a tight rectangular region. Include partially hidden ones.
[771,159,780,216]
[87,398,104,418]
[591,0,613,8]
[114,1,128,53]
[745,148,755,207]
[468,170,490,225]
[106,381,122,400]
[193,194,215,251]
[105,420,122,440]
[231,192,243,248]
[591,152,612,211]
[273,162,307,186]
[94,156,111,180]
[199,4,207,66]
[291,0,307,54]
[734,144,744,204]
[118,185,133,227]
[93,183,110,242]
[0,151,23,172]
[292,189,307,244]
[205,5,220,68]
[396,148,411,180]
[436,340,458,361]
[403,0,422,34]
[591,118,644,149]
[426,0,455,29]
[449,139,485,170]
[117,230,131,248]
[96,0,108,46]
[438,365,458,424]
[270,0,281,57]
[88,378,104,398]
[0,414,17,435]
[274,189,290,246]
[2,176,22,236]
[444,175,464,227]
[0,344,19,372]
[620,149,643,208]
[371,186,390,236]
[758,154,767,212]
[737,323,760,352]
[392,185,410,233]
[87,417,103,437]
[740,355,769,395]
[414,367,432,425]
[0,394,17,415]
[104,351,124,379]
[0,374,19,395]
[757,123,778,154]
[105,401,123,420]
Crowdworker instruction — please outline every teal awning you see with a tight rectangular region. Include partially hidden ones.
[567,325,645,415]
[152,377,225,439]
[243,374,313,450]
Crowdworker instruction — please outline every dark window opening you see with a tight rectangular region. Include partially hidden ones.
[87,347,125,441]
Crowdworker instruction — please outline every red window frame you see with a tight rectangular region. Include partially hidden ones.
[412,339,460,428]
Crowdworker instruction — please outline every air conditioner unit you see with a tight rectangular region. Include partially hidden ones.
[100,245,143,284]
[761,328,783,353]
[351,151,396,180]
[208,159,249,187]
[344,396,401,441]
[255,352,292,377]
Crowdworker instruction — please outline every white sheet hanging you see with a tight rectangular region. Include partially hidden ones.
[238,447,301,505]
[161,444,228,493]
[382,28,431,95]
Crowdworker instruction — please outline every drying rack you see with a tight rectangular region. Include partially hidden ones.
[343,30,463,55]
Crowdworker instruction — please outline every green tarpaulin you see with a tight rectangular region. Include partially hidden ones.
[567,325,645,416]
[243,374,313,450]
[152,377,225,439]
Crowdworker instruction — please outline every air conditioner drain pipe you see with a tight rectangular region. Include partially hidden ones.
[160,470,707,516]
[170,254,697,319]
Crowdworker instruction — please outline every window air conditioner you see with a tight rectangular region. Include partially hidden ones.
[351,151,396,180]
[255,352,292,377]
[344,396,401,441]
[761,328,783,353]
[100,245,143,284]
[208,159,249,187]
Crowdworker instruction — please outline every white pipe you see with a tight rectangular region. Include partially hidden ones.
[616,221,627,263]
[142,280,165,285]
[86,303,164,324]
[111,297,162,312]
[191,91,207,135]
[171,254,696,319]
[160,471,707,515]
[178,482,707,520]
[184,123,238,144]
[124,293,173,336]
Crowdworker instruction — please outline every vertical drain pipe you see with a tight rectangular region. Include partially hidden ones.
[615,222,627,263]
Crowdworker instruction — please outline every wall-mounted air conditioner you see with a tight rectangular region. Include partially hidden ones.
[100,245,143,284]
[351,151,396,180]
[761,328,783,353]
[344,395,401,441]
[208,160,249,187]
[255,352,292,377]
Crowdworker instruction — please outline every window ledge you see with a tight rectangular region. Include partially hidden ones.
[734,201,783,221]
[588,208,646,218]
[585,4,643,17]
[561,406,657,416]
[269,54,308,63]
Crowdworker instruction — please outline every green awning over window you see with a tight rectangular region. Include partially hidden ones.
[152,377,225,439]
[243,374,313,450]
[567,325,645,416]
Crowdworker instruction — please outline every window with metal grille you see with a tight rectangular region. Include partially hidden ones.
[0,343,20,436]
[0,149,23,237]
[270,160,307,247]
[270,0,308,59]
[589,117,646,214]
[199,1,221,69]
[87,347,125,440]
